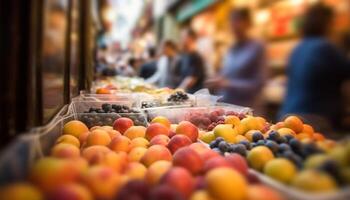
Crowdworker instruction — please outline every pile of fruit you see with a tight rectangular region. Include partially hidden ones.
[0,116,284,200]
[185,108,246,130]
[200,114,350,192]
[79,104,147,128]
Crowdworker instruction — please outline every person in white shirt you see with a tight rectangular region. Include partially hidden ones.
[147,40,179,88]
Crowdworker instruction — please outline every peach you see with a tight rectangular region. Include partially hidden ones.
[167,135,192,154]
[78,131,90,145]
[170,124,178,132]
[313,133,325,141]
[302,124,314,135]
[246,185,283,200]
[124,162,147,180]
[151,116,171,129]
[150,135,170,146]
[51,143,80,159]
[270,122,285,131]
[140,145,172,167]
[284,116,304,133]
[113,118,134,134]
[63,120,89,138]
[47,183,93,200]
[224,115,240,126]
[106,130,121,140]
[203,156,231,173]
[81,145,111,163]
[206,167,247,200]
[188,142,209,154]
[29,157,80,192]
[176,121,199,142]
[109,135,131,153]
[199,149,221,161]
[173,147,203,175]
[86,129,111,146]
[130,137,149,148]
[123,126,146,139]
[149,185,185,200]
[145,160,172,186]
[82,146,126,172]
[55,135,80,148]
[128,147,148,162]
[145,123,169,141]
[0,183,43,200]
[81,166,121,200]
[160,167,195,198]
[225,153,249,176]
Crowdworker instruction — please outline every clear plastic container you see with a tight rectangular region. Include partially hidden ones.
[145,103,252,130]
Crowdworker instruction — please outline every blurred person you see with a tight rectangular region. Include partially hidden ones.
[139,47,157,79]
[116,59,135,77]
[146,40,179,87]
[175,29,206,93]
[279,3,350,131]
[205,8,266,108]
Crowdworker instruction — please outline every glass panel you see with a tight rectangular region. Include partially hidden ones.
[41,0,68,123]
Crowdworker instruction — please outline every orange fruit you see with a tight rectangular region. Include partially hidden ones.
[284,116,304,133]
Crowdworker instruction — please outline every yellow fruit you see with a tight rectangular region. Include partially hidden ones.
[213,124,236,143]
[292,170,337,192]
[151,116,171,129]
[241,117,264,131]
[234,124,248,135]
[296,133,312,141]
[200,131,216,144]
[264,158,297,184]
[235,135,249,143]
[224,116,240,127]
[130,138,149,148]
[247,146,274,171]
[206,167,247,200]
[277,128,296,137]
[128,147,148,162]
[329,146,349,167]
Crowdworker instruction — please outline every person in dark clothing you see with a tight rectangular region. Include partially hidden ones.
[175,29,206,93]
[139,47,157,79]
[279,3,350,130]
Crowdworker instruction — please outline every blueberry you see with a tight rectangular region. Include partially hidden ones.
[96,109,105,113]
[251,142,258,148]
[257,140,265,146]
[218,141,229,152]
[89,107,97,113]
[266,140,279,154]
[282,150,303,168]
[284,135,294,142]
[289,139,302,152]
[302,143,323,157]
[278,143,291,153]
[239,141,252,150]
[216,137,225,142]
[102,103,112,112]
[267,131,280,142]
[277,136,288,144]
[232,144,247,157]
[252,132,264,142]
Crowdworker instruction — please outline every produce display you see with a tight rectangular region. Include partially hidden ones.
[199,114,350,193]
[0,116,285,200]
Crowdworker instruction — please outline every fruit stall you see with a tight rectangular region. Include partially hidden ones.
[0,78,349,200]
